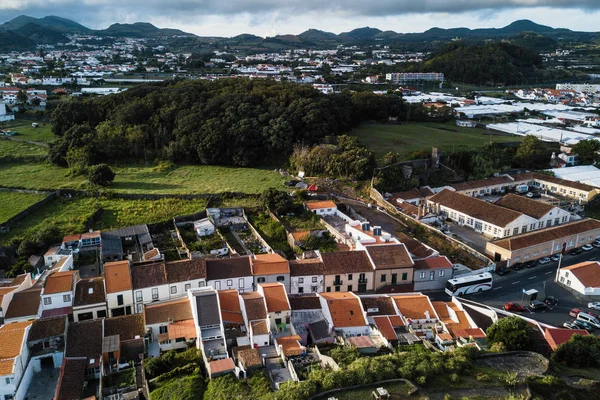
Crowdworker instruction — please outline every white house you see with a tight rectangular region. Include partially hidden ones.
[289,259,325,295]
[240,291,271,347]
[0,321,32,400]
[252,254,290,291]
[72,277,107,322]
[104,260,134,317]
[318,292,370,337]
[194,218,215,237]
[206,257,254,293]
[144,298,195,354]
[41,271,78,314]
[558,261,600,297]
[188,288,228,361]
[391,294,441,339]
[305,200,338,216]
[495,194,571,230]
[0,103,14,122]
[257,282,291,331]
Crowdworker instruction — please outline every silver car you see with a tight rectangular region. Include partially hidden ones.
[589,302,600,311]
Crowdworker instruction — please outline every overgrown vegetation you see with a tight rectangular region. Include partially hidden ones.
[552,334,600,368]
[486,316,533,351]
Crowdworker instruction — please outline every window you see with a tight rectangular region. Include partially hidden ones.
[565,272,569,278]
[239,278,244,288]
[136,304,142,313]
[185,283,191,291]
[326,287,331,292]
[533,251,539,256]
[513,227,519,235]
[227,279,233,286]
[560,276,565,283]
[257,277,266,283]
[312,277,317,283]
[298,277,304,284]
[335,286,340,292]
[44,297,52,305]
[97,310,107,318]
[567,280,571,286]
[117,294,124,306]
[347,285,353,291]
[439,270,445,277]
[276,276,285,282]
[554,218,560,225]
[419,272,426,279]
[381,274,386,282]
[175,337,186,343]
[348,274,353,281]
[152,288,159,300]
[311,286,318,292]
[530,224,535,231]
[63,294,71,302]
[402,272,408,281]
[159,326,168,334]
[199,281,205,287]
[6,377,13,385]
[542,248,548,254]
[298,287,304,293]
[136,291,143,302]
[170,286,177,295]
[515,256,520,261]
[429,271,435,281]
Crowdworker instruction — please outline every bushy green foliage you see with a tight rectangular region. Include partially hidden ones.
[572,139,600,165]
[202,372,272,400]
[513,135,559,170]
[328,346,361,367]
[87,163,115,186]
[145,348,203,378]
[552,334,600,368]
[260,189,293,215]
[16,223,62,257]
[150,374,205,400]
[486,316,533,351]
[250,213,287,242]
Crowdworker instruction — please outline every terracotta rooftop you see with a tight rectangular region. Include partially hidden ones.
[55,358,87,400]
[63,234,81,243]
[11,274,27,287]
[241,292,267,321]
[391,294,437,321]
[260,283,290,313]
[237,348,262,369]
[167,319,196,340]
[276,335,304,357]
[81,230,101,240]
[394,187,434,200]
[364,244,414,269]
[131,262,167,289]
[44,271,76,295]
[429,189,523,228]
[251,320,269,335]
[397,234,435,259]
[289,259,325,276]
[4,287,41,320]
[437,332,453,342]
[452,328,487,339]
[105,314,145,341]
[165,258,206,283]
[346,335,376,349]
[218,289,244,324]
[513,171,595,192]
[373,316,398,341]
[252,253,290,276]
[144,298,193,325]
[144,248,160,260]
[491,219,600,251]
[208,358,236,375]
[495,193,556,220]
[544,327,590,351]
[288,294,322,310]
[104,260,132,293]
[65,319,102,359]
[451,175,514,192]
[206,256,252,280]
[562,261,600,288]
[73,277,106,307]
[360,296,397,316]
[305,200,337,210]
[320,292,367,328]
[0,321,33,375]
[28,316,67,342]
[413,256,453,270]
[321,250,374,274]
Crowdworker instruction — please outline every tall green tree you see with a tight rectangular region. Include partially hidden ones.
[572,139,600,165]
[486,316,533,351]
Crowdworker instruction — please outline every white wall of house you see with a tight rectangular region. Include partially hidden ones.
[107,290,134,316]
[309,206,337,216]
[0,326,30,400]
[290,275,323,294]
[207,276,253,293]
[268,310,291,331]
[250,332,271,347]
[44,253,69,268]
[133,279,207,313]
[146,322,189,353]
[72,303,107,322]
[537,208,571,229]
[254,275,290,292]
[41,291,73,311]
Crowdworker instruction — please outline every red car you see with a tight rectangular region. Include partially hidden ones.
[504,302,526,312]
[569,308,581,318]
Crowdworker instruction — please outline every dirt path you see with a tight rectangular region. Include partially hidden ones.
[3,136,49,148]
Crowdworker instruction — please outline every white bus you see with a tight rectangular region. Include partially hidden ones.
[445,273,493,296]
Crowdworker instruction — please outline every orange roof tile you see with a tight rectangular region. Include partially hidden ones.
[391,294,437,321]
[276,335,304,357]
[388,315,404,327]
[260,283,290,313]
[544,327,590,351]
[167,319,197,340]
[104,261,132,293]
[562,261,600,288]
[80,231,100,240]
[209,358,235,375]
[437,333,453,341]
[218,290,244,324]
[320,292,367,328]
[44,271,75,294]
[452,328,486,339]
[291,231,311,242]
[373,316,398,341]
[431,302,449,318]
[63,234,81,243]
[252,254,290,276]
[305,200,336,211]
[0,321,32,374]
[144,298,193,325]
[251,320,269,335]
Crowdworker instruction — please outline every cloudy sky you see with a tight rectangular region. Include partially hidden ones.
[0,1,599,37]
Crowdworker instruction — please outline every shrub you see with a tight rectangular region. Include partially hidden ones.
[450,373,460,383]
[476,372,490,382]
[486,316,533,351]
[552,334,600,367]
[416,375,427,385]
[150,374,204,400]
[88,163,115,186]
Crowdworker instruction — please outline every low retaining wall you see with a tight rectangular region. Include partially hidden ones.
[0,189,57,231]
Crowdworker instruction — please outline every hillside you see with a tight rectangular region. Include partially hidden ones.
[13,23,67,44]
[0,31,35,51]
[97,22,196,38]
[0,15,91,34]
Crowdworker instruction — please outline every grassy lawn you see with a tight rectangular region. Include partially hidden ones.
[0,119,56,143]
[0,162,286,194]
[351,121,522,159]
[0,191,47,224]
[0,139,47,159]
[0,196,208,244]
[334,382,417,400]
[279,209,324,230]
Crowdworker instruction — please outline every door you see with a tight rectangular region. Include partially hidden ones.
[391,274,397,285]
[77,312,93,321]
[358,284,367,292]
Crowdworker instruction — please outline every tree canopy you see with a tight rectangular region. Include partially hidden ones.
[552,334,600,368]
[486,316,533,351]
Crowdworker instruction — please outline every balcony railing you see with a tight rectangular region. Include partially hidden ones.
[333,280,343,286]
[358,278,368,284]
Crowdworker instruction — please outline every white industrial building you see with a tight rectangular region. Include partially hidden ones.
[548,165,600,188]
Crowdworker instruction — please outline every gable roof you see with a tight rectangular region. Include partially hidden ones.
[65,319,102,358]
[544,327,589,351]
[218,289,244,324]
[391,294,437,321]
[364,244,414,270]
[562,261,600,288]
[131,262,167,289]
[360,296,397,316]
[250,320,269,335]
[429,189,524,228]
[144,298,193,325]
[4,287,41,320]
[0,321,32,375]
[305,200,336,210]
[289,259,325,276]
[492,219,600,251]
[73,277,106,307]
[413,256,453,270]
[288,294,321,310]
[240,292,267,321]
[320,292,367,328]
[252,254,290,276]
[260,283,290,313]
[206,256,252,280]
[165,258,206,283]
[452,328,487,339]
[55,358,87,400]
[194,291,222,327]
[104,260,132,293]
[451,175,514,191]
[394,187,435,200]
[495,193,555,219]
[105,314,145,341]
[44,271,76,295]
[513,171,595,192]
[373,316,398,341]
[28,316,67,342]
[321,250,374,274]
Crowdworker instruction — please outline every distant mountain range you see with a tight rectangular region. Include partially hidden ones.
[0,15,598,52]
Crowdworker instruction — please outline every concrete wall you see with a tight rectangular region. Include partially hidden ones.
[323,271,374,293]
[374,268,414,291]
[290,275,324,294]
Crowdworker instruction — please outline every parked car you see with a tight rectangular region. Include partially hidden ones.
[582,244,593,252]
[529,300,548,311]
[544,296,559,306]
[526,192,541,198]
[569,308,581,318]
[550,254,561,262]
[496,267,510,276]
[538,257,551,265]
[588,302,600,311]
[504,302,526,312]
[572,320,593,332]
[524,260,538,269]
[510,262,525,271]
[593,241,600,248]
[563,321,578,329]
[569,248,582,256]
[577,312,600,329]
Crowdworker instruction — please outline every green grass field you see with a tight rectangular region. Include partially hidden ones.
[351,121,522,158]
[0,162,286,194]
[0,139,48,159]
[0,191,47,224]
[0,119,56,143]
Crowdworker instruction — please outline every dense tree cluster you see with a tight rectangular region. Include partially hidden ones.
[423,42,543,85]
[486,316,533,351]
[552,334,600,368]
[48,79,363,168]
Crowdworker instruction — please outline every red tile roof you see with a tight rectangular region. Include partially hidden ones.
[413,256,453,270]
[544,327,589,351]
[391,294,437,321]
[144,298,193,325]
[218,289,244,324]
[373,316,398,341]
[44,271,76,294]
[452,328,487,339]
[104,260,132,293]
[208,358,236,375]
[561,261,600,288]
[305,200,336,210]
[260,283,290,313]
[252,254,290,275]
[320,292,367,328]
